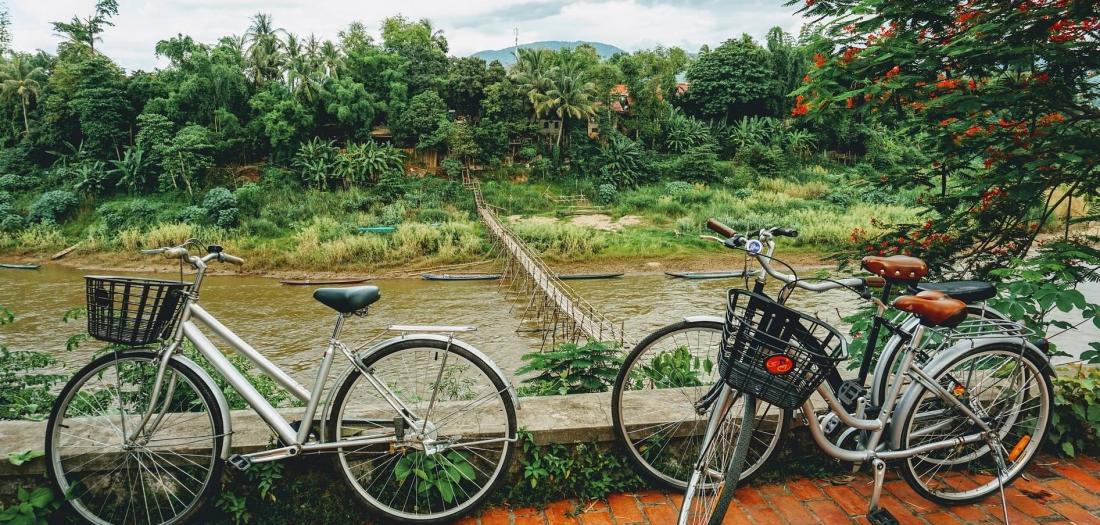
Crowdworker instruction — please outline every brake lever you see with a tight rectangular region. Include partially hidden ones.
[699,235,724,243]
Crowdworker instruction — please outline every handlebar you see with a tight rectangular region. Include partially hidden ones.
[705,218,736,238]
[770,227,799,238]
[140,244,244,266]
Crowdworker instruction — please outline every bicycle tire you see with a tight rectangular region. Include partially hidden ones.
[896,343,1052,505]
[327,338,517,524]
[46,349,225,525]
[706,393,756,525]
[612,319,789,490]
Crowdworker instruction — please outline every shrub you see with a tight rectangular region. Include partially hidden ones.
[97,200,162,232]
[28,190,78,224]
[1049,368,1100,457]
[516,341,622,396]
[664,181,694,197]
[513,223,607,258]
[415,208,450,223]
[203,187,240,228]
[440,159,463,178]
[595,183,618,205]
[176,206,208,224]
[234,183,264,216]
[733,143,785,177]
[0,174,34,191]
[663,145,720,183]
[379,201,407,225]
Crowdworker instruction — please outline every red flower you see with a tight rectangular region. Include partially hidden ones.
[812,53,826,68]
[939,117,958,127]
[805,0,815,5]
[967,79,977,90]
[791,95,810,117]
[846,97,856,109]
[841,47,860,64]
[936,78,960,90]
[964,124,983,137]
[1034,72,1049,83]
[802,74,811,84]
[885,65,900,78]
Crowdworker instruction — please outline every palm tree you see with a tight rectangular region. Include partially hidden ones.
[511,48,555,110]
[536,65,597,150]
[243,13,286,86]
[1,56,46,136]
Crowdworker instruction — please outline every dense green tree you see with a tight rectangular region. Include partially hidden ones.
[678,36,776,121]
[159,124,214,194]
[381,16,449,96]
[249,84,312,162]
[322,77,378,140]
[443,57,492,118]
[391,90,448,149]
[534,58,597,150]
[0,2,11,55]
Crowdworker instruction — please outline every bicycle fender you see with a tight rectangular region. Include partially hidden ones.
[870,316,921,406]
[887,337,1048,450]
[170,354,234,459]
[682,315,724,325]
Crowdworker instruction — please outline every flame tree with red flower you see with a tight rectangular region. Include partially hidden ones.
[789,0,1098,273]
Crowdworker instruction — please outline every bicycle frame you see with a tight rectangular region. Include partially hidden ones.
[128,253,472,466]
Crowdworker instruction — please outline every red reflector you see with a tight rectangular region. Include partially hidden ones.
[765,355,794,375]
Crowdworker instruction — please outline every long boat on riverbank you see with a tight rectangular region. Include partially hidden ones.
[279,277,371,285]
[557,272,624,280]
[665,270,760,280]
[0,263,40,270]
[421,273,502,281]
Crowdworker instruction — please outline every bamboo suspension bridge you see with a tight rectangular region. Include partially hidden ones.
[464,175,633,349]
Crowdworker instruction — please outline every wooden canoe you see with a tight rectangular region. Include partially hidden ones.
[557,272,624,280]
[0,263,40,270]
[421,273,502,281]
[665,270,760,280]
[280,277,370,286]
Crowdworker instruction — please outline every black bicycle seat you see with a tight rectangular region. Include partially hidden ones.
[915,280,996,304]
[313,286,380,313]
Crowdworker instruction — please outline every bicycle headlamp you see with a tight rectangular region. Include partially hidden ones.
[745,239,763,254]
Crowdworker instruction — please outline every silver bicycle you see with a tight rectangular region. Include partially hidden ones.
[44,240,518,524]
[678,239,1052,525]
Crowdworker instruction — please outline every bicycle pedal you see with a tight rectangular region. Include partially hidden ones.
[227,454,252,471]
[867,507,899,525]
[837,380,866,408]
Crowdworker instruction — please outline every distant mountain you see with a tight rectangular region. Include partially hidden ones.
[472,41,626,65]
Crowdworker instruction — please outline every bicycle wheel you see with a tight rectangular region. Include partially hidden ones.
[677,389,757,525]
[872,305,1007,407]
[46,349,225,525]
[897,344,1052,504]
[612,320,788,490]
[327,338,516,524]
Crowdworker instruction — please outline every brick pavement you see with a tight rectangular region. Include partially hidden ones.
[456,455,1100,524]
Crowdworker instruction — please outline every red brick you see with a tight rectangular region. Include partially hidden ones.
[637,490,669,505]
[643,502,680,525]
[878,495,924,525]
[948,503,991,523]
[921,512,963,525]
[822,485,866,516]
[1005,487,1055,517]
[480,507,512,525]
[1047,479,1100,509]
[579,511,613,525]
[788,478,824,500]
[545,500,580,525]
[1076,455,1100,473]
[719,501,753,525]
[732,486,766,507]
[1003,506,1042,525]
[514,506,545,525]
[607,494,645,524]
[757,482,788,499]
[744,504,785,525]
[1050,502,1100,525]
[453,516,479,525]
[806,499,854,525]
[1053,463,1100,493]
[884,480,923,504]
[774,500,817,524]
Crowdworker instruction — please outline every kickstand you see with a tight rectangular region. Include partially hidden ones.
[866,458,898,525]
[990,437,1011,524]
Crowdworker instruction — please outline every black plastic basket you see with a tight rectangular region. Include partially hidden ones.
[85,276,191,345]
[719,289,847,410]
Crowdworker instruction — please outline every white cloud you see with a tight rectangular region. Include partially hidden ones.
[7,0,805,70]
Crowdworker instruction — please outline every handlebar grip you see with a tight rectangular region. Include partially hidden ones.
[864,276,886,288]
[220,253,245,266]
[706,218,736,238]
[773,227,799,238]
[140,248,165,255]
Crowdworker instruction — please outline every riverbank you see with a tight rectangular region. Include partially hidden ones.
[0,243,831,281]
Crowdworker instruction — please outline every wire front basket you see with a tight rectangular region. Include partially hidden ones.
[720,289,847,410]
[85,276,191,345]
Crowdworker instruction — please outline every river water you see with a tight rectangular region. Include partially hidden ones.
[1,265,1094,384]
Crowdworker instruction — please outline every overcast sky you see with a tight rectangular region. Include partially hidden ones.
[7,0,804,71]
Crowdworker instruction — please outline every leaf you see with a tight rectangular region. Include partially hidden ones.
[1087,404,1100,424]
[435,478,455,503]
[1061,441,1075,457]
[7,450,43,467]
[28,488,53,508]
